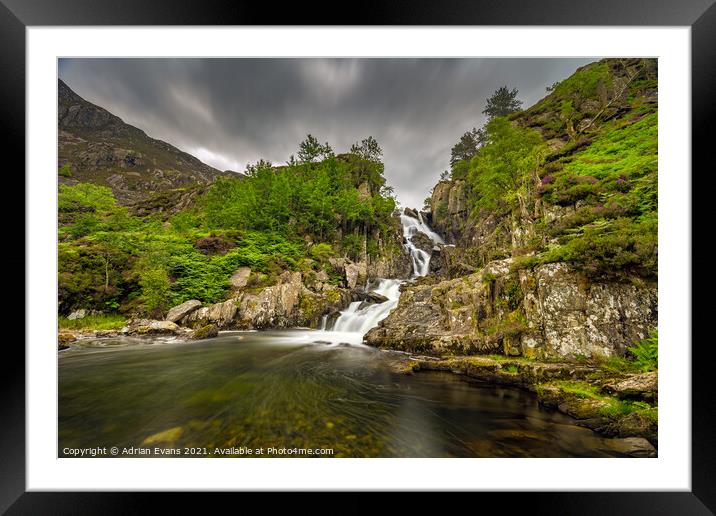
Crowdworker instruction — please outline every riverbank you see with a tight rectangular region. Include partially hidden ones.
[383,350,657,454]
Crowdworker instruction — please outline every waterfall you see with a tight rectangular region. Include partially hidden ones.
[399,208,444,278]
[307,278,402,346]
[331,279,402,334]
[302,207,443,346]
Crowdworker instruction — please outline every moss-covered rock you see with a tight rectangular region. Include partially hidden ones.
[189,324,219,340]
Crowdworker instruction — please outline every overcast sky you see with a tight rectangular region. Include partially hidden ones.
[59,58,595,209]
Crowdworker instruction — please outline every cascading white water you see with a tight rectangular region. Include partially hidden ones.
[295,208,443,346]
[331,279,402,334]
[305,278,402,346]
[399,208,444,278]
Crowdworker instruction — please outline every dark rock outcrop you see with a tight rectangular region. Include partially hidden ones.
[58,79,234,206]
[366,258,657,359]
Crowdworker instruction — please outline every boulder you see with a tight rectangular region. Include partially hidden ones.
[602,372,658,402]
[165,299,202,323]
[609,437,657,458]
[67,309,87,320]
[364,291,389,304]
[521,262,658,358]
[229,267,251,289]
[127,319,182,335]
[183,299,238,328]
[237,271,303,328]
[344,261,367,290]
[58,332,76,350]
[403,207,419,219]
[189,324,219,340]
[328,257,346,273]
[606,411,658,446]
[409,232,434,254]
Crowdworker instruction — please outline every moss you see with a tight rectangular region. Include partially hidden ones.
[191,324,219,340]
[551,380,654,420]
[325,289,342,303]
[501,364,519,375]
[58,313,127,331]
[299,293,320,320]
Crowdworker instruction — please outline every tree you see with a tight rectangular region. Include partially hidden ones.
[482,86,523,120]
[468,117,544,212]
[298,134,333,164]
[450,127,484,165]
[350,136,383,162]
[245,159,272,177]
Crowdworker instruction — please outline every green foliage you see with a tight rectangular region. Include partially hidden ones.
[450,160,470,181]
[201,152,395,245]
[539,217,657,277]
[627,330,658,372]
[467,117,544,211]
[57,137,399,317]
[298,134,333,164]
[58,163,73,177]
[483,86,523,120]
[58,183,117,213]
[554,380,653,419]
[450,127,483,165]
[310,243,334,262]
[341,234,364,261]
[350,136,382,162]
[58,313,127,331]
[532,113,658,278]
[138,267,172,313]
[524,61,613,138]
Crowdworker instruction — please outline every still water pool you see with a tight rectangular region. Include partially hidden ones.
[59,331,631,457]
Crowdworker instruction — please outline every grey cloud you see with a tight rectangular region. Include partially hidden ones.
[59,57,595,209]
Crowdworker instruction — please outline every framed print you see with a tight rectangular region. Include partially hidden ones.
[3,0,714,512]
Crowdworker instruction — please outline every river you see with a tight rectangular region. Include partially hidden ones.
[59,333,631,457]
[58,209,630,458]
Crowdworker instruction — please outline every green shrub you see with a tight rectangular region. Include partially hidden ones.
[310,243,334,262]
[58,163,73,177]
[627,330,658,371]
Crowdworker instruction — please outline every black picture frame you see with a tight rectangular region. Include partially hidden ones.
[3,0,713,512]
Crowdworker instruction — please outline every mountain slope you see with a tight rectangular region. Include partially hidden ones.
[367,58,658,360]
[58,79,234,206]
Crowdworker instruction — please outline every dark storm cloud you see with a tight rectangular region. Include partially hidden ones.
[59,57,595,208]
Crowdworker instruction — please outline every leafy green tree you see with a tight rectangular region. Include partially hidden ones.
[245,159,272,177]
[450,128,484,165]
[350,136,383,162]
[468,117,544,211]
[298,134,333,164]
[138,267,172,313]
[482,86,523,120]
